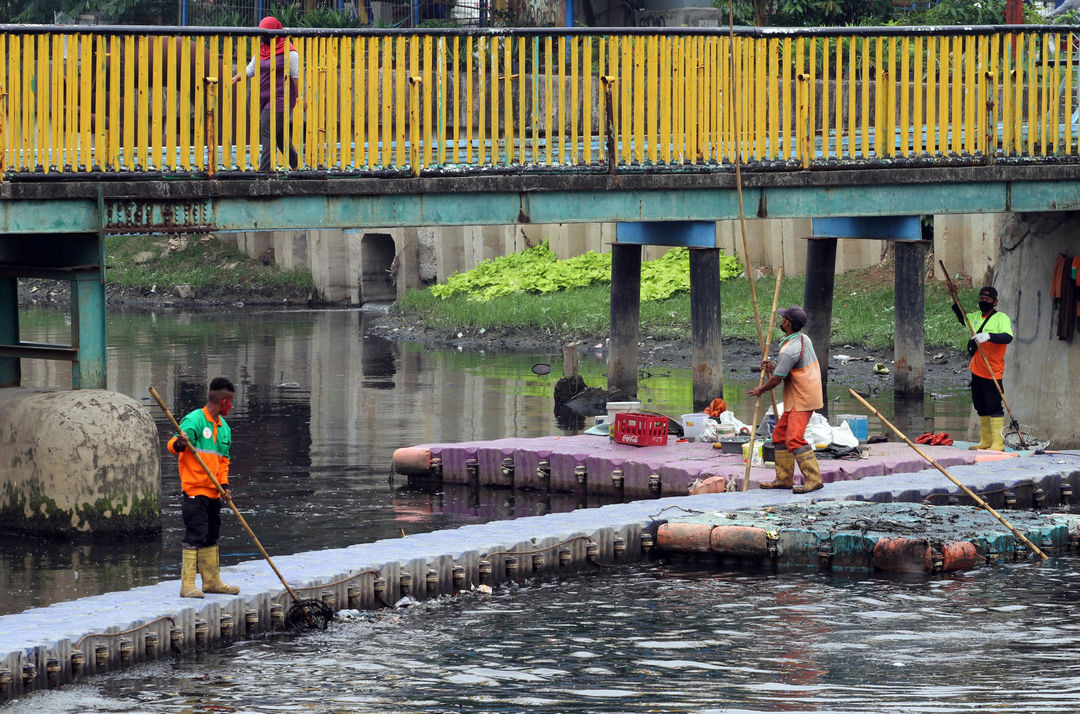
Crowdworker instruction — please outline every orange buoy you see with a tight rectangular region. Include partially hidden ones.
[873,537,931,573]
[392,447,433,475]
[709,526,769,558]
[657,522,713,553]
[688,475,727,495]
[940,540,980,571]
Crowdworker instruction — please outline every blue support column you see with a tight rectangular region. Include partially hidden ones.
[616,221,721,406]
[609,242,641,399]
[811,215,925,406]
[71,272,107,390]
[0,277,19,387]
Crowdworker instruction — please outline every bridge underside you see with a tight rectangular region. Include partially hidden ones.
[1,165,1079,234]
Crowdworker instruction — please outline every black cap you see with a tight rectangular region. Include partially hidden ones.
[979,286,998,300]
[777,305,807,331]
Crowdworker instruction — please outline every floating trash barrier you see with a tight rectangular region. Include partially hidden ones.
[656,500,1080,572]
[392,435,981,496]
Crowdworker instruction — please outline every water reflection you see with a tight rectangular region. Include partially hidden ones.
[2,306,974,618]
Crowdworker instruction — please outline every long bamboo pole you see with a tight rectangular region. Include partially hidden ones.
[738,267,783,490]
[149,387,317,618]
[848,388,1047,560]
[939,260,1023,436]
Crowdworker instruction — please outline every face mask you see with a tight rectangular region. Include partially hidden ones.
[978,301,994,313]
[220,399,233,417]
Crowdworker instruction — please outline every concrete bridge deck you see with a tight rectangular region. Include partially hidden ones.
[2,450,1079,703]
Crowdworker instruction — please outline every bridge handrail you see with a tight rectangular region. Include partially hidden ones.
[0,26,1077,176]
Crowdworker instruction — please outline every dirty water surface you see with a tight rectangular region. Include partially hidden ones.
[8,561,1080,712]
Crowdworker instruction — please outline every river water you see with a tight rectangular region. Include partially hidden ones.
[9,307,1070,712]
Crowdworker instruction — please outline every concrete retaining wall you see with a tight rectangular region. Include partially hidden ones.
[0,389,160,538]
[229,214,996,305]
[996,211,1080,448]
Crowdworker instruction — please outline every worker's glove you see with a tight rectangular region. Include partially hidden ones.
[973,332,991,343]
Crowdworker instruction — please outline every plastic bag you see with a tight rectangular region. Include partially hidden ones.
[717,410,752,436]
[696,417,723,443]
[830,420,860,449]
[805,412,833,449]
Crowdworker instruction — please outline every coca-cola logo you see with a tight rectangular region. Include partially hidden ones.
[621,434,640,443]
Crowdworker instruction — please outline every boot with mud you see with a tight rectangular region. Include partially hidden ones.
[969,416,992,450]
[180,547,203,598]
[198,545,240,595]
[759,446,794,489]
[792,449,823,494]
[987,416,1005,451]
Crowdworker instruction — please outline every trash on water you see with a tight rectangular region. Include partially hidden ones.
[531,363,552,375]
[873,362,890,375]
[277,382,301,389]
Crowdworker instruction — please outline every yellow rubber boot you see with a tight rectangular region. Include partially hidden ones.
[760,447,794,489]
[180,548,203,598]
[988,416,1005,451]
[198,546,240,595]
[969,416,992,450]
[792,450,823,494]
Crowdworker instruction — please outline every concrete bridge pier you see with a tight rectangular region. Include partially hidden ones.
[608,242,641,400]
[808,218,926,411]
[613,222,723,407]
[894,238,926,399]
[803,236,837,415]
[689,248,724,410]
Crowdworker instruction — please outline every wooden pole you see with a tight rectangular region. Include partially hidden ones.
[739,267,783,490]
[562,344,578,378]
[939,261,1020,430]
[149,387,316,614]
[848,388,1047,560]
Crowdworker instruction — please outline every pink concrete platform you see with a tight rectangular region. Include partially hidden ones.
[408,436,979,496]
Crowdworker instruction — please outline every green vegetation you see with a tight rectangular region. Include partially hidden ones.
[396,245,977,351]
[430,241,741,303]
[105,234,314,299]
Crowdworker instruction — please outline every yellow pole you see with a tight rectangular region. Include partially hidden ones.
[734,268,783,488]
[148,388,320,614]
[848,388,1047,561]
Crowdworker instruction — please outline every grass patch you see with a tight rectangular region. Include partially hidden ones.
[106,235,314,297]
[396,270,979,351]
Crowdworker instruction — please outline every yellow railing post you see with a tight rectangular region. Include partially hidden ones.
[409,75,421,177]
[798,72,810,169]
[3,27,1076,177]
[205,76,217,177]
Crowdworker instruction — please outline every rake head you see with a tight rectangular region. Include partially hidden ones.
[1001,422,1049,452]
[284,598,336,630]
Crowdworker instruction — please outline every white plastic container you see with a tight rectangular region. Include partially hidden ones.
[605,401,641,423]
[716,423,737,439]
[681,413,708,439]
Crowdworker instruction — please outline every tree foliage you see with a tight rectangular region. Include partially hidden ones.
[0,0,172,23]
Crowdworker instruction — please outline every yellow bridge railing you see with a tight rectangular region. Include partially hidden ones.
[1,25,1078,176]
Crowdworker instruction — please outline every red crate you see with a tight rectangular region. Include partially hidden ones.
[612,412,668,447]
